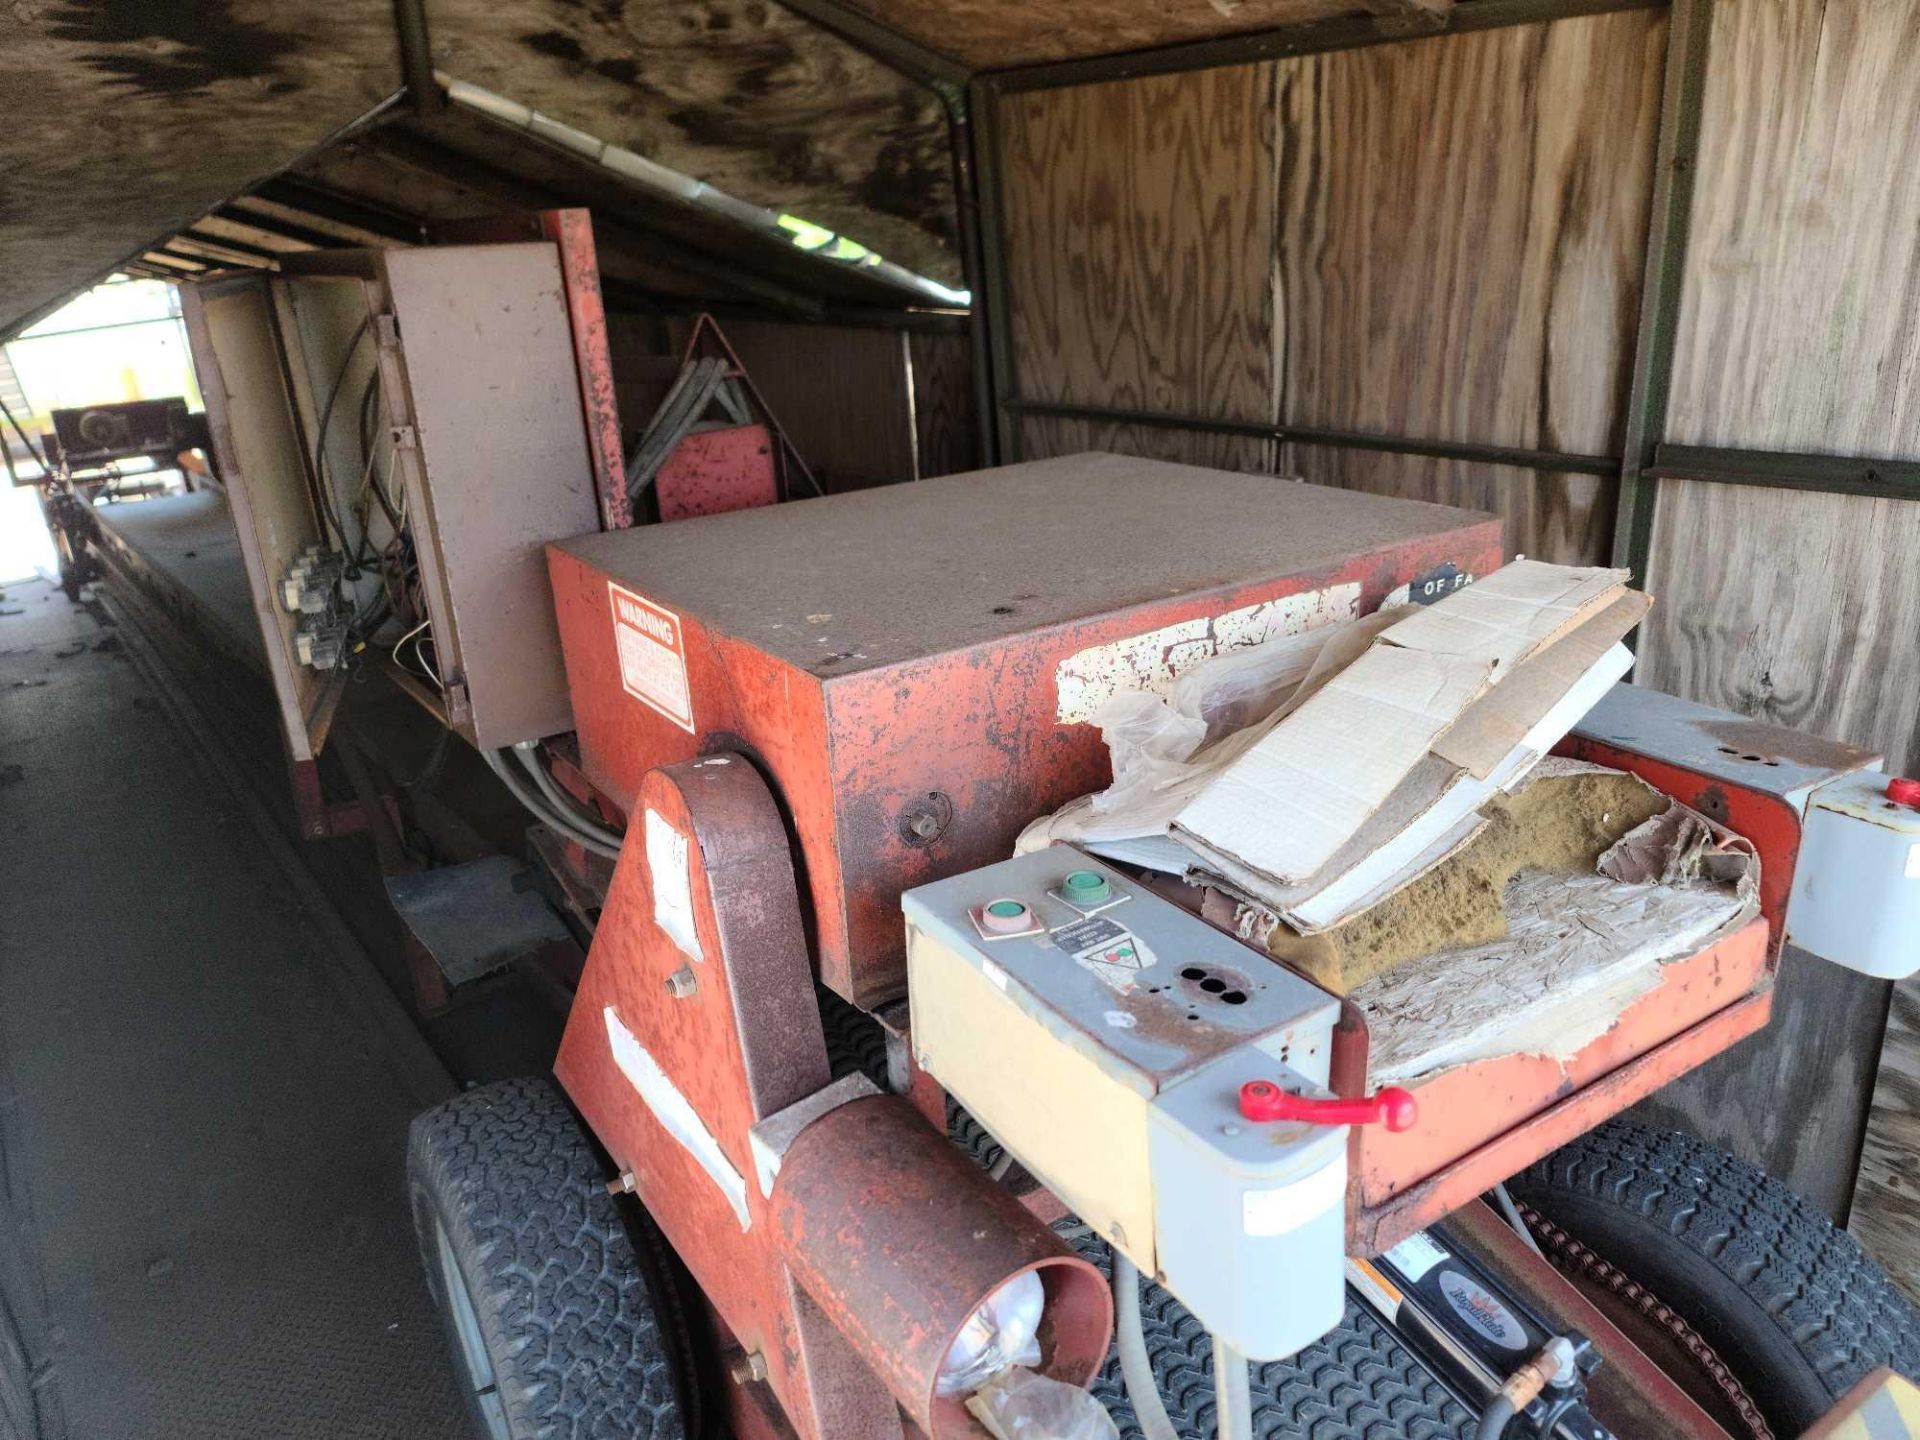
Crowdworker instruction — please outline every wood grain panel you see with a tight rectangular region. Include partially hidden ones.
[1633,946,1891,1225]
[907,331,979,479]
[1640,481,1920,775]
[1854,977,1920,1299]
[1287,445,1612,564]
[1278,10,1666,455]
[1667,0,1920,453]
[1020,418,1273,476]
[669,317,915,492]
[999,66,1279,473]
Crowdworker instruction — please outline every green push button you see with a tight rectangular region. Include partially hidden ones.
[981,897,1034,935]
[1063,870,1111,905]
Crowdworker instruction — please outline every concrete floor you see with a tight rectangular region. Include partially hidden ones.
[0,577,467,1437]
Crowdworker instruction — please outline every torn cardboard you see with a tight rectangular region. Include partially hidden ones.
[1168,561,1631,886]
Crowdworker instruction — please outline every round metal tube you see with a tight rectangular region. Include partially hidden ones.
[1213,1334,1254,1440]
[1112,1252,1180,1440]
[771,1094,1112,1438]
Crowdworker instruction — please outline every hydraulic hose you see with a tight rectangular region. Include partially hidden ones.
[1111,1252,1181,1440]
[1475,1395,1517,1440]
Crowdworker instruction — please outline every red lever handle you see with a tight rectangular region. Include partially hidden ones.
[1238,1080,1419,1132]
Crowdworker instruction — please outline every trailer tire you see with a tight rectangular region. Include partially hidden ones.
[407,1077,690,1440]
[1507,1120,1920,1436]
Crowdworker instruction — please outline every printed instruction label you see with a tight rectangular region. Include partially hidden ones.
[1384,1230,1449,1283]
[610,583,695,733]
[645,808,701,961]
[1053,915,1154,993]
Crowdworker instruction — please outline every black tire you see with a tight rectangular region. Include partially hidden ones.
[1508,1120,1920,1436]
[407,1077,691,1440]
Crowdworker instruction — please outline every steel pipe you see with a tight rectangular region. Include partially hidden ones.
[770,1094,1112,1438]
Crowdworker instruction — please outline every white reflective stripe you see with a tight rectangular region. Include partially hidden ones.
[603,1006,750,1230]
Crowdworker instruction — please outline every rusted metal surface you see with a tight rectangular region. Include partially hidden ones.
[772,1094,1112,1438]
[1447,1199,1734,1440]
[1350,981,1774,1256]
[655,423,779,522]
[549,457,1502,1004]
[1348,918,1771,1224]
[1512,1199,1769,1439]
[555,757,901,1440]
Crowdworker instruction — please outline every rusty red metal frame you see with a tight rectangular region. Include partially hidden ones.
[555,757,1108,1440]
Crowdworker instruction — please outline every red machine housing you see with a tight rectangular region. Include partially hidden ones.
[548,453,1503,1005]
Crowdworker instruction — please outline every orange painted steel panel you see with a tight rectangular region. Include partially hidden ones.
[1350,917,1771,1211]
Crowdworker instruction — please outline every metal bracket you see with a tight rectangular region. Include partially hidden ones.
[373,311,402,350]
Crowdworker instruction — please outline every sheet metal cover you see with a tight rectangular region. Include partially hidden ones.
[552,453,1497,678]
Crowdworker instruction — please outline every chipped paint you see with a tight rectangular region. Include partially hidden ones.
[1054,583,1361,724]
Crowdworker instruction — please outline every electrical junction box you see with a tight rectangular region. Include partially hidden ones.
[549,452,1502,1006]
[1787,772,1920,979]
[904,848,1348,1360]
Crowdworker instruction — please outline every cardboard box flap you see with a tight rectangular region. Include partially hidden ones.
[1170,646,1497,884]
[1381,560,1627,673]
[1168,561,1626,886]
[1432,590,1651,780]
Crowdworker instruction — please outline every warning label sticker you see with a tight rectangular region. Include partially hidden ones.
[610,584,694,733]
[1053,916,1155,993]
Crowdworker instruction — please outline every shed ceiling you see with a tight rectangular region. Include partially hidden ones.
[2,0,958,339]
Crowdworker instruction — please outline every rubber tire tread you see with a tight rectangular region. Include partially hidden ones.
[407,1076,688,1440]
[1057,1221,1473,1439]
[1508,1120,1920,1435]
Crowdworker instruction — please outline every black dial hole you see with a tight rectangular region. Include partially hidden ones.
[1221,991,1248,1005]
[1200,977,1226,994]
[1180,967,1206,981]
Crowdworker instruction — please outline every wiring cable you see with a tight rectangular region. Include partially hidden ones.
[481,748,624,861]
[1110,1251,1181,1440]
[511,742,626,851]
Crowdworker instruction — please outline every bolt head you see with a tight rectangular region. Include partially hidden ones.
[664,966,698,999]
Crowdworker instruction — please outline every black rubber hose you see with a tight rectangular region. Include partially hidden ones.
[1476,1395,1516,1440]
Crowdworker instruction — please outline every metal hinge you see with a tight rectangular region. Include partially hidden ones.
[389,424,417,451]
[373,312,402,349]
[444,679,472,729]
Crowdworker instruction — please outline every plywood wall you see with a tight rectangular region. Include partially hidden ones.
[999,64,1279,474]
[1619,0,1920,1294]
[995,10,1664,556]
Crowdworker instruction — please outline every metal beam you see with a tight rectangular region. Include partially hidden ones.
[251,178,423,243]
[989,0,1665,94]
[1649,444,1920,503]
[971,78,1020,464]
[772,0,970,102]
[211,204,345,251]
[360,127,828,319]
[1005,399,1621,476]
[1610,0,1712,585]
[180,228,287,263]
[392,0,443,113]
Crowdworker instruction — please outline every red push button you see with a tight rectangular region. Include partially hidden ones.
[1888,777,1920,809]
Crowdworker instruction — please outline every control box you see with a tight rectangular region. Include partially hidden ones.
[904,849,1348,1360]
[1788,772,1920,979]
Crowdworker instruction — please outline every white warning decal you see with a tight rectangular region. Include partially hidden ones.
[610,583,695,733]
